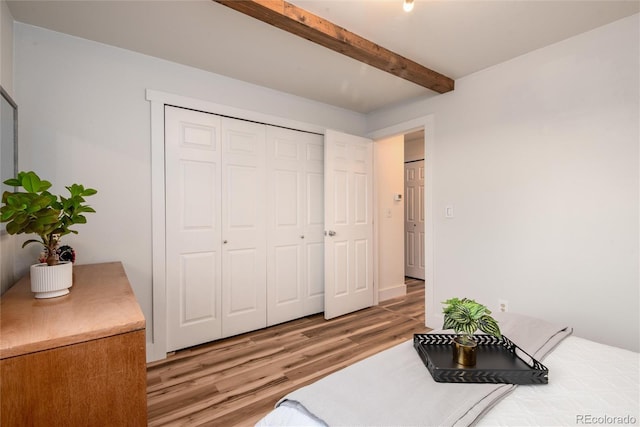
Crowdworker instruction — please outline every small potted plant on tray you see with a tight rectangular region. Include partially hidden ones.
[442,297,501,366]
[1,171,97,298]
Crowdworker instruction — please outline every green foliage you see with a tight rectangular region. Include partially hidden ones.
[1,171,97,265]
[442,297,501,338]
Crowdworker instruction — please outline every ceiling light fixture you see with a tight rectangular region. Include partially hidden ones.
[403,0,414,12]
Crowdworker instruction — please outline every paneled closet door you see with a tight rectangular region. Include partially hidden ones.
[165,106,223,352]
[404,160,425,280]
[324,129,374,320]
[266,127,324,326]
[221,117,268,337]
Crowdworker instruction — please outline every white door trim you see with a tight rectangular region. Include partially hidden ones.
[146,89,326,361]
[367,115,437,330]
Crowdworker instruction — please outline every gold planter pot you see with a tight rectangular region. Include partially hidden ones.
[452,335,477,366]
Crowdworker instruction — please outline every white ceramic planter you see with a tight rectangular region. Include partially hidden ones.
[30,261,73,299]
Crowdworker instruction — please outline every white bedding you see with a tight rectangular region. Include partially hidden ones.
[478,335,639,426]
[257,333,639,426]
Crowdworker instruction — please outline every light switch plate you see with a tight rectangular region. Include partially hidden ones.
[445,205,454,218]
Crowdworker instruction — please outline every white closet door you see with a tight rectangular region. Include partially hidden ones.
[221,117,268,337]
[165,106,223,352]
[405,160,425,280]
[266,127,324,326]
[324,129,374,320]
[303,136,325,315]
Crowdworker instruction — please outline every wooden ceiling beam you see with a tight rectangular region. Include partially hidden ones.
[214,0,454,94]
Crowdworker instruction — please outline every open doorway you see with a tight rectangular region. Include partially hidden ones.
[404,130,426,280]
[369,114,435,329]
[373,128,426,302]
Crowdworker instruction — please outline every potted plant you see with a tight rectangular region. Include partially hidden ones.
[442,297,501,366]
[1,171,97,298]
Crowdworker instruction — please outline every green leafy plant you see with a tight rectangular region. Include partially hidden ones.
[442,297,501,343]
[1,171,97,266]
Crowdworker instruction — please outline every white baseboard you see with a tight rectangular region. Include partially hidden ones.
[146,342,167,363]
[378,283,407,302]
[427,314,443,331]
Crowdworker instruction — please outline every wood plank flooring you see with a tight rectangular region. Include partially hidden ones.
[146,278,430,426]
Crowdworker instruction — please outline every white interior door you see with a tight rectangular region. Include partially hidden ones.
[266,127,324,326]
[405,160,425,280]
[221,117,268,337]
[165,106,223,352]
[324,129,374,320]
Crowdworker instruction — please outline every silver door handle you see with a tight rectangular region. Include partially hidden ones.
[326,230,336,236]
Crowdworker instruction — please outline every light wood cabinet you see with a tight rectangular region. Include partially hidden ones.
[0,262,147,426]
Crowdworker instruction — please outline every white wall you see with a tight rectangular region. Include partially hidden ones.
[0,0,15,294]
[374,135,406,301]
[404,132,424,162]
[0,0,12,93]
[368,15,640,351]
[14,23,368,348]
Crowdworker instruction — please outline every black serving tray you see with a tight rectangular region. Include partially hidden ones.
[413,334,548,384]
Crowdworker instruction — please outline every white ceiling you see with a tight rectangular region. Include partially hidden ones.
[7,0,639,113]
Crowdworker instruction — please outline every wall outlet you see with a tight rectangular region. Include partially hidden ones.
[498,299,509,313]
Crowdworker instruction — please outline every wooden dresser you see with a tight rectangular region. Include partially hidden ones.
[0,262,147,426]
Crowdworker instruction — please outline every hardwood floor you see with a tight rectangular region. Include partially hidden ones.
[146,279,430,426]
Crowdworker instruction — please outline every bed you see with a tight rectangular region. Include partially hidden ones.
[256,312,639,426]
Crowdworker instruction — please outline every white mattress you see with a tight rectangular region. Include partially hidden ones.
[257,335,639,426]
[478,335,639,426]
